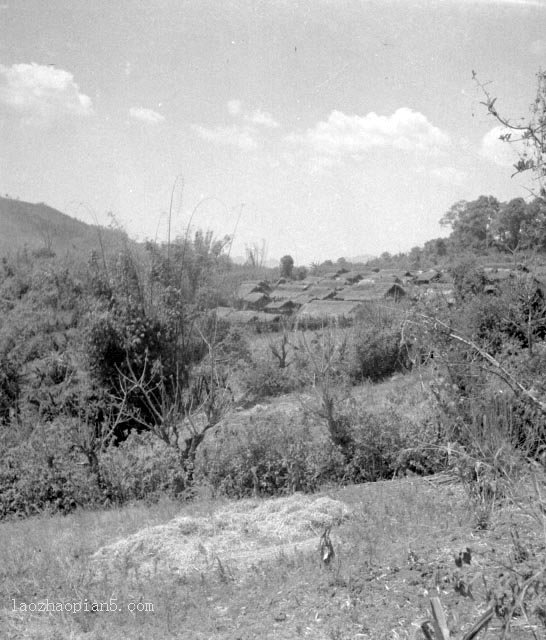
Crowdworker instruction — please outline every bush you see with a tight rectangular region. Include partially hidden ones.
[0,355,20,424]
[196,411,346,497]
[99,431,185,503]
[196,401,445,498]
[0,421,99,518]
[347,321,409,382]
[240,356,305,400]
[338,403,445,481]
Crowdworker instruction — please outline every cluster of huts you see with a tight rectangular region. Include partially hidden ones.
[212,265,524,330]
[213,267,451,329]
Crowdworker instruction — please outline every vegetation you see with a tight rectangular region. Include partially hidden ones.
[1,68,546,640]
[279,253,294,278]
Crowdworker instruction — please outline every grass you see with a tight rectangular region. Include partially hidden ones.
[3,472,535,640]
[1,369,544,639]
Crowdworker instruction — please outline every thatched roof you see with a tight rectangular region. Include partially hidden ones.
[335,283,406,302]
[242,292,270,305]
[291,293,315,305]
[269,281,309,300]
[340,271,366,284]
[264,299,298,312]
[232,310,281,324]
[373,272,403,284]
[483,268,513,282]
[316,278,343,288]
[298,300,364,319]
[380,268,413,278]
[355,277,378,286]
[211,307,280,324]
[414,270,441,284]
[213,306,236,320]
[252,312,281,324]
[300,275,323,285]
[418,284,455,304]
[235,281,270,299]
[305,286,338,300]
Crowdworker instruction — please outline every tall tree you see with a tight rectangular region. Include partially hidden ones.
[492,197,529,252]
[280,254,294,278]
[440,196,500,251]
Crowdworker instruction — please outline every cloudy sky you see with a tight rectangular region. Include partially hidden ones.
[1,0,545,263]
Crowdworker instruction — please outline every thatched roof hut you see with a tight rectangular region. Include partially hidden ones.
[212,308,281,327]
[241,291,270,310]
[269,282,310,300]
[335,283,406,302]
[305,285,338,300]
[298,300,364,320]
[264,299,298,314]
[414,270,441,285]
[340,271,366,284]
[235,281,271,299]
[483,268,513,282]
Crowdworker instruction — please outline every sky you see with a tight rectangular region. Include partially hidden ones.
[1,0,545,264]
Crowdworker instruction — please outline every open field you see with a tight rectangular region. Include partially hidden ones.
[1,469,545,640]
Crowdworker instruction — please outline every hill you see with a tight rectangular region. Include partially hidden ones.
[0,197,128,257]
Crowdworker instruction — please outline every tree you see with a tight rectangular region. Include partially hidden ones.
[440,196,500,252]
[245,240,267,268]
[280,254,294,278]
[521,197,546,251]
[491,197,529,253]
[294,265,308,280]
[117,337,233,488]
[336,257,349,270]
[474,69,546,200]
[449,256,488,302]
[409,246,422,269]
[423,238,448,262]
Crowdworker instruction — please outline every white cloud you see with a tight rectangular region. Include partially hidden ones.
[192,124,258,151]
[194,100,280,150]
[430,166,467,184]
[480,125,527,167]
[129,106,165,124]
[246,109,279,128]
[227,99,280,128]
[227,99,242,116]
[530,39,546,56]
[287,108,450,158]
[0,62,93,123]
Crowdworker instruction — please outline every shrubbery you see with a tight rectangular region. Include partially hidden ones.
[338,403,445,481]
[347,323,408,382]
[0,354,20,424]
[196,410,346,497]
[195,402,444,498]
[239,356,305,400]
[99,432,185,503]
[345,307,410,382]
[0,422,99,518]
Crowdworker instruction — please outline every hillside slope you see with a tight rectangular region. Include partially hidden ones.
[0,197,127,257]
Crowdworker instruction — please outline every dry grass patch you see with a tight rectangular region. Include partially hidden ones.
[91,494,351,582]
[2,474,544,639]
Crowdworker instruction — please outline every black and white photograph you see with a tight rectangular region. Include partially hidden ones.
[1,1,546,638]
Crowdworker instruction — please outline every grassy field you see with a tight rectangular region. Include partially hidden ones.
[1,468,545,640]
[1,353,545,640]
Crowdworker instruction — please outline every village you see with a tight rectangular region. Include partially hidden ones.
[214,265,520,329]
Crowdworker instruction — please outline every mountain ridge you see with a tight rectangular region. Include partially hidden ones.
[0,196,127,257]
